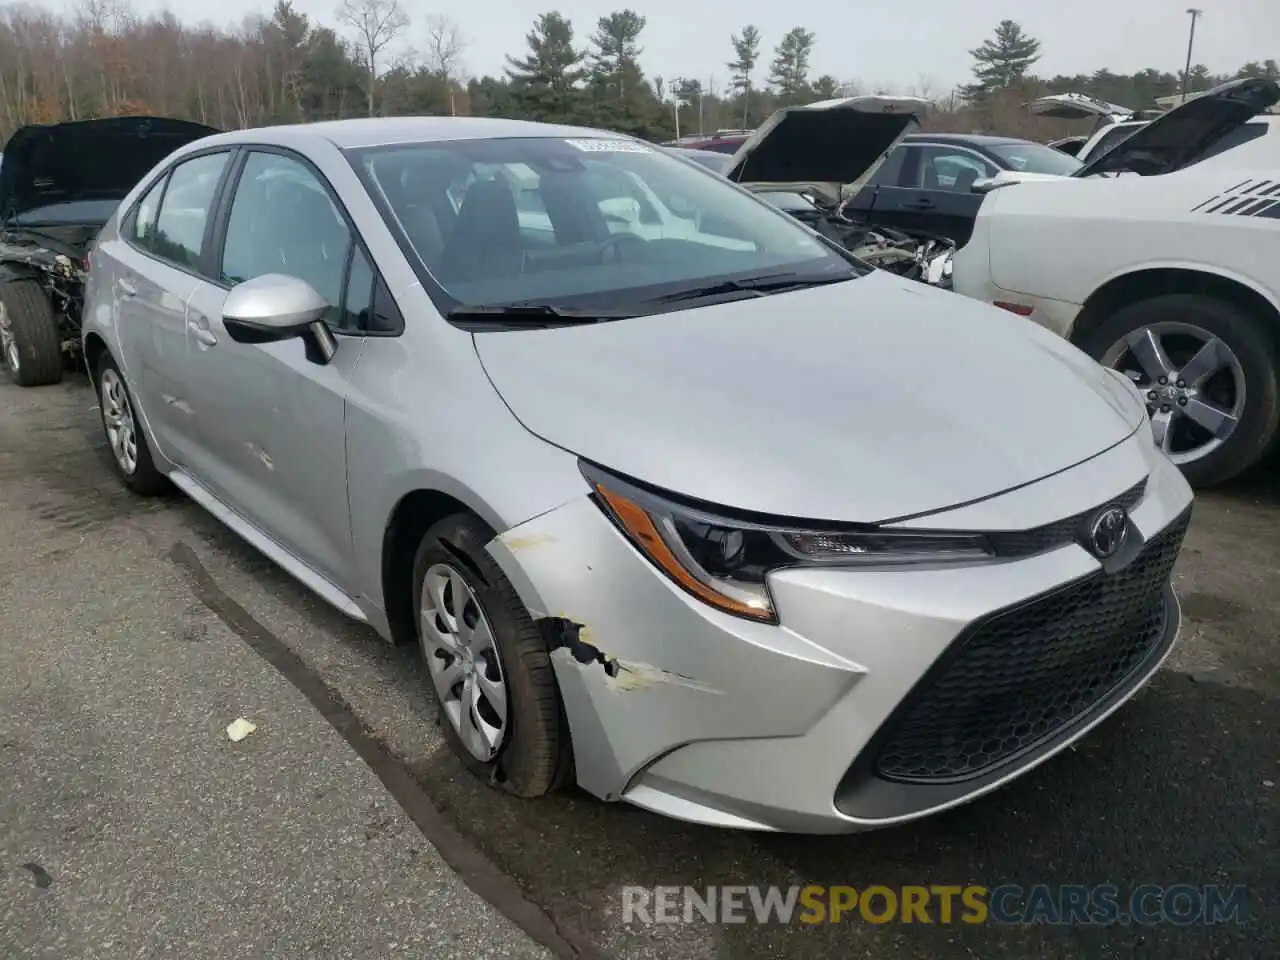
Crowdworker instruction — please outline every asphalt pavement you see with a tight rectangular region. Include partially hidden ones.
[1,375,1276,960]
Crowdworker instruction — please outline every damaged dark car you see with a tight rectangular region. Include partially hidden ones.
[668,95,955,286]
[0,116,218,385]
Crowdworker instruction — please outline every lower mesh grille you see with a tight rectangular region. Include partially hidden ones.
[875,509,1191,784]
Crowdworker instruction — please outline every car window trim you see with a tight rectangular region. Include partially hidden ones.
[119,145,239,283]
[206,143,403,338]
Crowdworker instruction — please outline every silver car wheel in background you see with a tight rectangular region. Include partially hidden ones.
[419,562,509,763]
[1100,320,1246,467]
[0,300,17,373]
[99,368,138,475]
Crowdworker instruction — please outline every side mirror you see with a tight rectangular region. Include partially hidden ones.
[222,273,337,364]
[970,177,1007,195]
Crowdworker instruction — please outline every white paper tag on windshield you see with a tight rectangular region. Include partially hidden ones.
[564,138,651,153]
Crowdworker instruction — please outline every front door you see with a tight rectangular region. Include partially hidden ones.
[867,145,993,245]
[181,149,369,589]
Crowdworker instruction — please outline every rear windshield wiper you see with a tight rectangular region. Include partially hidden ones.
[646,271,854,305]
[446,303,640,327]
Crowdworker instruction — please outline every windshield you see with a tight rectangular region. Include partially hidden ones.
[1083,123,1144,162]
[348,136,856,314]
[989,141,1083,176]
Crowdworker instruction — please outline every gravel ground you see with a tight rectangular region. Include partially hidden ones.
[1,375,1276,960]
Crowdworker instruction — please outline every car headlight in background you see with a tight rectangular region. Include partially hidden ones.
[582,463,994,623]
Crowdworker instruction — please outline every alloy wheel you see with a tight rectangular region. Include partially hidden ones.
[1100,321,1246,466]
[100,369,139,475]
[419,562,509,763]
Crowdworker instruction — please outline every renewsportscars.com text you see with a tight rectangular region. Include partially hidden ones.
[620,884,1250,926]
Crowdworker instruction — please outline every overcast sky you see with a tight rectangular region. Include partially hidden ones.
[130,0,1277,94]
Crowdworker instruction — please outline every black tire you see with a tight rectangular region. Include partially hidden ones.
[1079,293,1280,488]
[412,513,572,797]
[94,353,170,495]
[0,278,64,386]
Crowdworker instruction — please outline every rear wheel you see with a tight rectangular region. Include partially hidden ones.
[412,513,572,797]
[1080,293,1280,487]
[0,278,63,387]
[96,354,169,495]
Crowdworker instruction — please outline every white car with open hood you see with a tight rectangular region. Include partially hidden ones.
[953,77,1280,488]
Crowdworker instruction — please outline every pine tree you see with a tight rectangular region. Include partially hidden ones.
[585,10,665,138]
[504,11,589,122]
[767,27,815,106]
[962,19,1040,101]
[588,10,645,99]
[727,25,761,127]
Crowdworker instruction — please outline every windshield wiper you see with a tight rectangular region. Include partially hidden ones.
[447,303,640,326]
[645,272,854,305]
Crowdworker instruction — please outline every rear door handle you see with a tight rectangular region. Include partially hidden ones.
[117,278,137,297]
[187,320,217,347]
[904,199,936,210]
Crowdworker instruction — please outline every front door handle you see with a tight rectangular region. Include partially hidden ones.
[117,278,137,297]
[187,320,217,347]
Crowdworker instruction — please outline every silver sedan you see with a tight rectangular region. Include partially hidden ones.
[80,116,1193,833]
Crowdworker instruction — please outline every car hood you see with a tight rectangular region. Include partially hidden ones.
[1028,92,1134,123]
[0,116,219,222]
[1074,77,1280,178]
[723,95,932,206]
[473,271,1145,523]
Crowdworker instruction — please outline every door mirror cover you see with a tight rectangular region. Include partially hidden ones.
[222,273,330,344]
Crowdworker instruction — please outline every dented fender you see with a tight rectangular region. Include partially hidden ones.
[486,495,862,801]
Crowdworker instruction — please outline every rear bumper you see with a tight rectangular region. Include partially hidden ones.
[487,432,1193,834]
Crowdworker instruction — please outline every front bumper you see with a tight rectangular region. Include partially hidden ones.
[487,430,1193,833]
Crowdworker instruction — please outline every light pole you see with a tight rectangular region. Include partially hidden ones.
[1181,8,1203,101]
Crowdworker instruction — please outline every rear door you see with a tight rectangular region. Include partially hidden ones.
[105,149,235,466]
[866,143,994,243]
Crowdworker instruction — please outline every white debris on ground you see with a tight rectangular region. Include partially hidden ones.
[225,717,257,742]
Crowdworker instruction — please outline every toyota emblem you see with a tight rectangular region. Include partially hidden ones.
[1088,506,1129,559]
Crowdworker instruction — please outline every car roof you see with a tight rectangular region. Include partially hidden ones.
[188,116,629,152]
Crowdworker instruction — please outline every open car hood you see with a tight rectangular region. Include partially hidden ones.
[0,116,219,222]
[1028,92,1134,123]
[723,95,932,205]
[1073,77,1280,178]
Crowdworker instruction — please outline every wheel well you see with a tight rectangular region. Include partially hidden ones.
[381,490,476,646]
[83,332,109,384]
[1070,268,1280,353]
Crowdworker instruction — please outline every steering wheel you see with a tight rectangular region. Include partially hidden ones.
[597,232,647,265]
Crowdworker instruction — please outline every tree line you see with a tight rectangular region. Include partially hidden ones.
[0,1,1274,145]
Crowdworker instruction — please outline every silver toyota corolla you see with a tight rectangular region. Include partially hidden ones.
[80,115,1194,833]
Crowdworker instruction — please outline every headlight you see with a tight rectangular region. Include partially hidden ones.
[582,463,994,623]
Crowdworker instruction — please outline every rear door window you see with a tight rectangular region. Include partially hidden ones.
[148,151,231,270]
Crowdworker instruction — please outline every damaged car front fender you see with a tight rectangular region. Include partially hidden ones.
[486,495,863,802]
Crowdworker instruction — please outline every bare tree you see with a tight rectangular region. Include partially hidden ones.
[335,0,408,116]
[911,73,938,102]
[423,14,464,114]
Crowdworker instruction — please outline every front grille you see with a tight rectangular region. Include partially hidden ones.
[875,508,1191,784]
[987,478,1147,558]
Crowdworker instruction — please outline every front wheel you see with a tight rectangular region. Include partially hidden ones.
[0,278,63,386]
[1080,293,1280,488]
[412,513,572,797]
